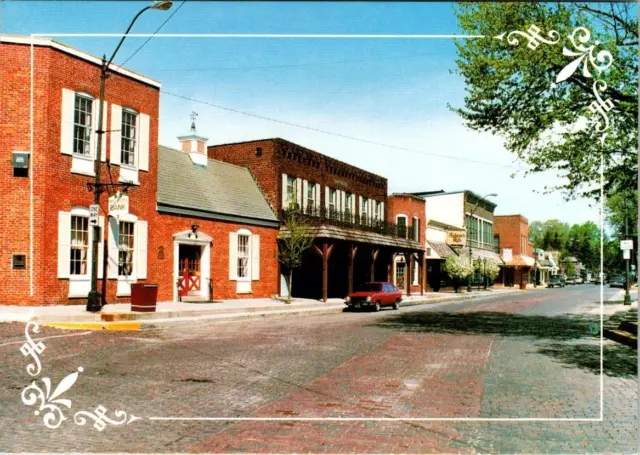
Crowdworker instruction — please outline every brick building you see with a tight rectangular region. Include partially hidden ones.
[493,215,536,288]
[413,190,502,290]
[1,35,160,305]
[386,194,427,294]
[151,127,279,302]
[209,138,424,300]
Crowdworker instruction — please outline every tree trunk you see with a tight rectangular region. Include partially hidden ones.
[286,270,293,304]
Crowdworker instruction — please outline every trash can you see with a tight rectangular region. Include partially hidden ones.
[519,282,527,290]
[131,283,158,312]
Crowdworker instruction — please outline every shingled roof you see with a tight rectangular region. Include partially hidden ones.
[157,146,278,227]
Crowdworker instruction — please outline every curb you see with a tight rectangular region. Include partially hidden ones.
[40,321,142,331]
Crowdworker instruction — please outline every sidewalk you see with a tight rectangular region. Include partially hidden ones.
[0,287,524,331]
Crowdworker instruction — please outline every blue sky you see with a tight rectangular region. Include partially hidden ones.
[2,1,604,226]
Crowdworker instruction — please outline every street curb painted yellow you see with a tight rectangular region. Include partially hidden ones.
[41,322,141,331]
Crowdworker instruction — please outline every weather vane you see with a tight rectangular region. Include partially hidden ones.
[190,111,198,131]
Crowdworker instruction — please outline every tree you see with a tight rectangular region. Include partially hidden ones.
[278,210,316,303]
[442,255,474,292]
[453,2,637,199]
[529,221,545,248]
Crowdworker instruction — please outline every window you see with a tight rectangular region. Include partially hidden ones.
[306,181,315,213]
[375,201,382,221]
[396,215,408,238]
[413,258,419,285]
[70,215,89,275]
[328,188,337,214]
[345,192,352,212]
[361,197,369,222]
[286,176,297,207]
[12,254,26,270]
[118,221,135,276]
[237,234,250,278]
[121,109,137,166]
[73,94,93,156]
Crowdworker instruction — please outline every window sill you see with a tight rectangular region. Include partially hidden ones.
[71,168,95,177]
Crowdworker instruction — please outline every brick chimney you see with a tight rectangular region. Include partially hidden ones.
[178,113,208,167]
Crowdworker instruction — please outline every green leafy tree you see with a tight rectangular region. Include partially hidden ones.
[453,2,638,199]
[278,210,316,303]
[442,255,474,292]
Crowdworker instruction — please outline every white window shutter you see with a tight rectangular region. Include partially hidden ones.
[136,220,148,279]
[314,183,321,211]
[110,104,122,165]
[325,186,330,211]
[60,89,74,155]
[90,100,99,160]
[302,180,308,211]
[281,174,288,208]
[340,191,346,213]
[107,217,119,279]
[380,202,385,221]
[100,102,108,162]
[138,113,150,171]
[295,178,302,207]
[57,211,71,278]
[229,232,238,280]
[251,235,260,280]
[97,216,105,279]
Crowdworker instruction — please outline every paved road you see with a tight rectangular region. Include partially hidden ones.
[0,286,637,453]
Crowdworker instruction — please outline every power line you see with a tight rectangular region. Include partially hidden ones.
[115,1,187,70]
[161,90,517,169]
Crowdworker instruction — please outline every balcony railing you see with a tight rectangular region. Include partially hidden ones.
[281,206,414,240]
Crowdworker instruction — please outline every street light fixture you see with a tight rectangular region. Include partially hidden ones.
[467,192,497,293]
[86,1,172,312]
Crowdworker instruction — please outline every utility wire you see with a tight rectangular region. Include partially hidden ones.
[161,90,517,169]
[115,1,186,70]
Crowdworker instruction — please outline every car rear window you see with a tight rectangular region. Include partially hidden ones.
[357,283,382,292]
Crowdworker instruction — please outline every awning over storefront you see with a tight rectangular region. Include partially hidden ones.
[457,247,503,264]
[426,240,456,259]
[503,254,535,267]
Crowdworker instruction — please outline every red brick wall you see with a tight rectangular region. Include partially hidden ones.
[148,214,278,301]
[0,41,159,305]
[209,138,388,215]
[494,215,530,255]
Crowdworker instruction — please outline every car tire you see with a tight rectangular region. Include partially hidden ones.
[374,301,381,312]
[392,299,400,310]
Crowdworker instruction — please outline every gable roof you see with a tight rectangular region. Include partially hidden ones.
[157,146,278,227]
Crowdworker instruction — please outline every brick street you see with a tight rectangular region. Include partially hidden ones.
[1,286,637,453]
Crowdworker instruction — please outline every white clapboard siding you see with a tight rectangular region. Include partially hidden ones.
[107,217,119,279]
[136,220,148,279]
[97,216,105,279]
[251,235,260,280]
[229,232,238,280]
[60,89,75,155]
[110,104,122,165]
[281,174,288,208]
[138,113,150,171]
[57,211,71,278]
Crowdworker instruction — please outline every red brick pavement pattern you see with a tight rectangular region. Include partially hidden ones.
[190,332,495,453]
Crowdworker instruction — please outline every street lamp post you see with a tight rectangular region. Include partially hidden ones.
[624,192,631,305]
[86,1,172,312]
[467,192,497,293]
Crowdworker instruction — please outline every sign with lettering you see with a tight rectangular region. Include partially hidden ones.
[621,240,633,250]
[446,230,466,246]
[89,204,99,226]
[503,248,513,263]
[108,193,129,218]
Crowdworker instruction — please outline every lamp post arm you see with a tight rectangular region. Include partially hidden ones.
[105,5,152,70]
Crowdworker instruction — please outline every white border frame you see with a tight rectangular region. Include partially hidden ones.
[25,28,607,424]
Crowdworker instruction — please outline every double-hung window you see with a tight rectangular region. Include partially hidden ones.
[286,176,297,208]
[121,109,137,166]
[397,215,408,239]
[237,234,250,278]
[70,215,89,275]
[328,188,337,215]
[361,197,369,223]
[307,181,315,214]
[73,95,93,156]
[118,221,135,276]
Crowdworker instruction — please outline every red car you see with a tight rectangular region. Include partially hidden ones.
[344,282,402,312]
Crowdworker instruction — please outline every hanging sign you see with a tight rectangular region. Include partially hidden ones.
[108,193,129,217]
[446,230,466,246]
[621,240,633,250]
[502,248,513,263]
[89,204,100,226]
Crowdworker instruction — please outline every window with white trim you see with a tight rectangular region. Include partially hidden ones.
[118,221,135,276]
[361,197,369,222]
[121,109,137,166]
[237,234,250,278]
[70,215,89,275]
[307,181,316,212]
[396,215,408,238]
[375,201,383,221]
[328,188,337,214]
[345,192,352,213]
[73,94,93,156]
[286,176,297,207]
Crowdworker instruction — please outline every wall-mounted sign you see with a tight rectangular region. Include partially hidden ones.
[108,193,129,218]
[623,249,631,260]
[503,248,513,263]
[446,230,466,246]
[89,204,99,226]
[621,240,633,250]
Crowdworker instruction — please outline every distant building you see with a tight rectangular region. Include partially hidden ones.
[493,215,536,288]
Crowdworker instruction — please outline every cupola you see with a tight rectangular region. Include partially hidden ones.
[178,112,208,167]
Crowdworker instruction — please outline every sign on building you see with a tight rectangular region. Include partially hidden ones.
[446,230,466,246]
[621,240,633,250]
[108,193,129,218]
[89,204,99,226]
[623,249,631,260]
[503,248,513,263]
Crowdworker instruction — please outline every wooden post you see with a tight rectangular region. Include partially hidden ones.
[419,251,425,295]
[404,252,412,296]
[313,242,334,302]
[370,248,379,281]
[348,244,358,294]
